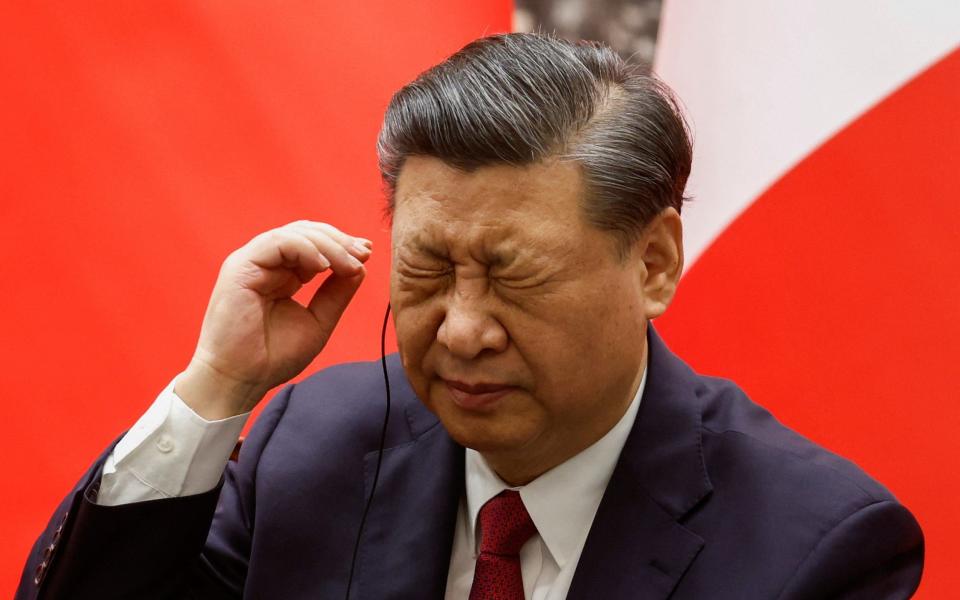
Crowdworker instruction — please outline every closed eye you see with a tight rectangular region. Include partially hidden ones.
[395,260,453,280]
[491,272,554,291]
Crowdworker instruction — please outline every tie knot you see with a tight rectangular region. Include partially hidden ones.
[477,490,537,556]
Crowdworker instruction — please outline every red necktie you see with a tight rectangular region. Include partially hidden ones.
[468,490,538,600]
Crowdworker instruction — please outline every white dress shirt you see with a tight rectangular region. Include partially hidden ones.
[97,369,646,600]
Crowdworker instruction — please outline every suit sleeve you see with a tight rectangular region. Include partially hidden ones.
[14,384,295,600]
[778,499,924,600]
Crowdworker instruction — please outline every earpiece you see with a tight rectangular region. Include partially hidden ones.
[344,302,392,600]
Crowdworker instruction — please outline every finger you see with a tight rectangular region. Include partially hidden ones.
[244,230,330,274]
[292,221,373,262]
[306,268,366,333]
[228,232,327,297]
[283,232,332,283]
[306,221,373,251]
[288,225,369,275]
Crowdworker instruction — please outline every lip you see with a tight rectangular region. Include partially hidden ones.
[443,379,516,411]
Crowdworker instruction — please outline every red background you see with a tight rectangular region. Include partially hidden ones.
[0,2,511,594]
[1,3,954,597]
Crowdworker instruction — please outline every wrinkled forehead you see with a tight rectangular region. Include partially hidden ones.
[390,156,588,258]
[395,155,587,213]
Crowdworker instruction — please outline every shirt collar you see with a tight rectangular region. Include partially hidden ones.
[464,367,647,568]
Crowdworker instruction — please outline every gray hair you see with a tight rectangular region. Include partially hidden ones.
[377,33,692,250]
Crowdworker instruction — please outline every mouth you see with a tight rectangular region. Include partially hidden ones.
[442,379,517,411]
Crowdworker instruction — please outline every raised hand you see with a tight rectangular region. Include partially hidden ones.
[175,221,373,419]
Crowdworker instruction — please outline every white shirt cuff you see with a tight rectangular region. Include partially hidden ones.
[97,376,250,506]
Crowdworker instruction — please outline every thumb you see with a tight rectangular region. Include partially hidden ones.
[307,269,366,334]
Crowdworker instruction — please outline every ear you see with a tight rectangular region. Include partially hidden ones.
[638,207,683,319]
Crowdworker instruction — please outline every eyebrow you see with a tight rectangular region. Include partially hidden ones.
[399,235,449,262]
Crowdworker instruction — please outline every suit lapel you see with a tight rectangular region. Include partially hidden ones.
[566,484,704,599]
[353,416,464,599]
[567,328,712,599]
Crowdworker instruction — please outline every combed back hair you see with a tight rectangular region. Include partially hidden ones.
[377,32,692,251]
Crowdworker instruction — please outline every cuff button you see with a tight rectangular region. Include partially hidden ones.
[156,434,175,454]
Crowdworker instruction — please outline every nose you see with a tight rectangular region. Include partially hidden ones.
[436,290,508,359]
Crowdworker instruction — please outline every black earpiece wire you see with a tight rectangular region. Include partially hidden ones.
[344,302,392,600]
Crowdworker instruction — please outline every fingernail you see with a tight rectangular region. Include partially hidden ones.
[349,255,363,268]
[355,238,373,250]
[318,255,331,269]
[353,240,372,255]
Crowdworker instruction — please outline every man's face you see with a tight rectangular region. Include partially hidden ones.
[390,156,652,483]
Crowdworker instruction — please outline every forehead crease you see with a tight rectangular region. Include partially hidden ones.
[400,215,527,263]
[446,221,517,262]
[394,157,587,256]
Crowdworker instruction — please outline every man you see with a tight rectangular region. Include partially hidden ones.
[18,33,922,599]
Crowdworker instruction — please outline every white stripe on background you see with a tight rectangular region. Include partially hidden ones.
[654,0,960,272]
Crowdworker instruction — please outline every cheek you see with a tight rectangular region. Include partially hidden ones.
[515,281,644,390]
[504,307,594,396]
[391,297,444,384]
[394,311,428,365]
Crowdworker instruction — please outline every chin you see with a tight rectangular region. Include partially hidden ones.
[446,425,520,454]
[432,406,532,456]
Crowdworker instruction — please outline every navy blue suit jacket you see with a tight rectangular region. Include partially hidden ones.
[17,330,923,599]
